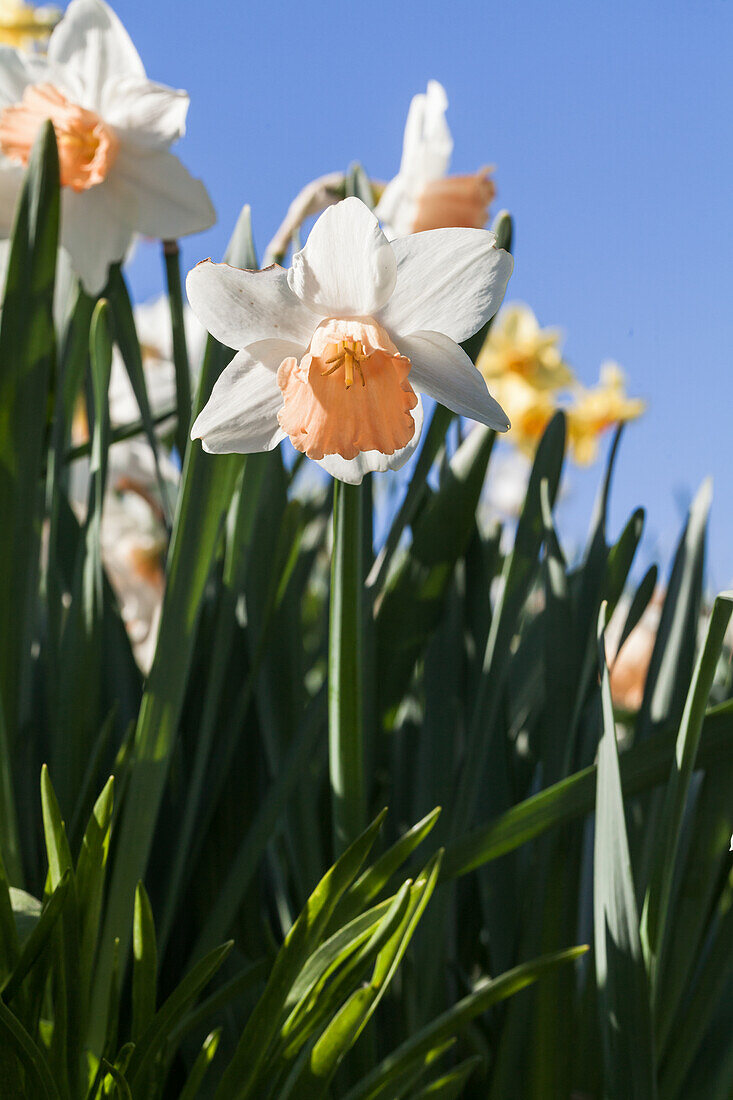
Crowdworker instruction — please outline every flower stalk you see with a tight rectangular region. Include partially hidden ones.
[329,478,366,855]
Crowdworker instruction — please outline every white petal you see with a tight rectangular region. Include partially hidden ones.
[186,260,315,352]
[316,397,424,485]
[400,331,509,431]
[288,197,396,317]
[378,228,513,344]
[191,339,300,454]
[61,184,134,295]
[48,0,145,110]
[400,80,453,184]
[102,77,189,146]
[0,47,50,108]
[108,143,215,240]
[376,80,452,238]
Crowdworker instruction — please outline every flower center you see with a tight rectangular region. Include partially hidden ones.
[0,83,119,192]
[321,338,368,390]
[277,318,418,461]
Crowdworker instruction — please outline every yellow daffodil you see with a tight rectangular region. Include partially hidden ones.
[487,373,556,457]
[476,302,574,392]
[0,0,59,50]
[567,362,645,465]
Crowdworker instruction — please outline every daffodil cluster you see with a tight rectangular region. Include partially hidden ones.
[477,303,645,464]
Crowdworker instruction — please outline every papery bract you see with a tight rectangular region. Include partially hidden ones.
[188,197,513,484]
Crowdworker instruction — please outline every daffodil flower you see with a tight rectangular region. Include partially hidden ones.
[189,197,512,484]
[477,302,574,392]
[0,0,59,51]
[567,362,645,465]
[376,80,495,238]
[0,0,214,293]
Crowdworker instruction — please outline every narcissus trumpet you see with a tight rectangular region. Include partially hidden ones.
[189,197,512,484]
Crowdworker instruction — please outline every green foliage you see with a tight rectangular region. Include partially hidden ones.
[1,126,732,1100]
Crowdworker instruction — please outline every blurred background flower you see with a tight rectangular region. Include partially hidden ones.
[478,302,644,465]
[376,80,495,237]
[0,0,59,50]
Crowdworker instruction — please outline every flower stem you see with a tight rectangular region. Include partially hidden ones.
[329,478,366,856]
[163,239,192,461]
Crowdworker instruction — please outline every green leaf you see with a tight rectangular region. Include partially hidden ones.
[289,855,442,1096]
[1,871,69,1002]
[179,1029,221,1100]
[214,810,386,1099]
[641,593,733,1004]
[126,940,233,1086]
[342,946,586,1100]
[0,998,61,1099]
[412,1055,483,1099]
[615,563,658,657]
[0,848,19,981]
[90,206,256,1048]
[0,121,59,748]
[40,764,73,889]
[441,698,733,879]
[105,262,174,525]
[132,882,157,1043]
[451,411,566,837]
[76,776,113,1025]
[332,806,442,929]
[375,424,496,725]
[188,702,326,963]
[594,607,656,1099]
[638,477,711,738]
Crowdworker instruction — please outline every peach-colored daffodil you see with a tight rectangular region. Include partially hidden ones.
[0,0,214,293]
[376,80,495,238]
[476,302,574,392]
[567,362,645,465]
[0,0,59,50]
[189,197,512,484]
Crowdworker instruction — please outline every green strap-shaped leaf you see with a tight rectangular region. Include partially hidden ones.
[89,206,256,1049]
[331,806,441,929]
[1,871,69,1002]
[0,121,59,749]
[641,592,733,1004]
[594,606,656,1099]
[0,999,61,1099]
[179,1029,221,1100]
[131,882,157,1043]
[214,811,386,1100]
[342,945,586,1100]
[375,423,496,726]
[126,940,232,1086]
[450,411,565,838]
[441,697,733,879]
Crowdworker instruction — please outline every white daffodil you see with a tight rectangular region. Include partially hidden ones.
[376,80,495,239]
[108,295,206,428]
[188,197,512,485]
[0,0,214,293]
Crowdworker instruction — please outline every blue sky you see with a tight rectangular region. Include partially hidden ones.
[120,0,733,586]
